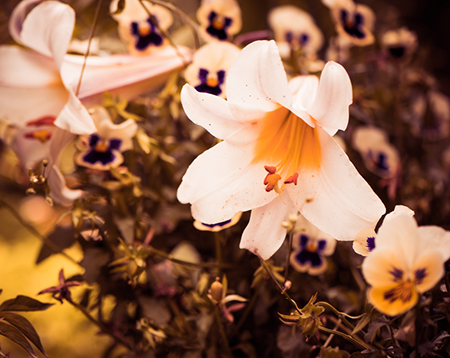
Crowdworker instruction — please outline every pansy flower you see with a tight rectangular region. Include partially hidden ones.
[352,126,400,179]
[75,107,138,170]
[194,212,242,232]
[322,0,375,46]
[290,215,336,275]
[267,5,324,69]
[362,206,450,316]
[178,40,385,260]
[110,0,173,55]
[381,27,418,62]
[196,0,242,42]
[184,42,240,98]
[353,206,414,256]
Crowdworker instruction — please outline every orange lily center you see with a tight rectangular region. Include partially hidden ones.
[24,129,52,144]
[254,106,321,194]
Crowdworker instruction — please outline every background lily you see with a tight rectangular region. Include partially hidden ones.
[196,0,242,43]
[362,205,450,316]
[178,40,385,260]
[184,42,240,98]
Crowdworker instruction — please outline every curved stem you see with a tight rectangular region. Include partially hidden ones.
[213,304,232,357]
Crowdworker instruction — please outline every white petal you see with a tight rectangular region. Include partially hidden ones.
[98,119,138,152]
[177,140,277,224]
[54,91,96,135]
[15,1,75,69]
[226,40,291,111]
[47,166,83,206]
[307,61,352,136]
[417,226,450,261]
[289,75,319,127]
[240,195,296,260]
[287,127,385,242]
[181,85,245,140]
[0,46,60,87]
[376,211,420,269]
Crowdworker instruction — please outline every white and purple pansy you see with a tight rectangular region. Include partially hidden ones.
[322,0,375,46]
[184,42,240,98]
[381,27,417,61]
[75,107,138,170]
[196,0,242,42]
[194,212,242,232]
[110,0,173,54]
[290,215,336,275]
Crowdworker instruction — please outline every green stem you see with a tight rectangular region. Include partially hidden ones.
[284,232,293,283]
[315,301,357,331]
[147,246,233,269]
[75,0,103,96]
[235,283,261,332]
[213,304,232,357]
[214,232,222,276]
[138,0,191,66]
[68,299,133,351]
[318,326,369,351]
[0,200,81,267]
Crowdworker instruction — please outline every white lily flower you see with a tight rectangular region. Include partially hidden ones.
[178,40,385,260]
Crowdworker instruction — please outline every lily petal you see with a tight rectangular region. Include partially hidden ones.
[12,0,75,69]
[287,127,385,242]
[181,84,245,140]
[240,195,296,260]
[54,91,96,134]
[177,140,277,224]
[226,40,291,111]
[47,165,83,206]
[307,61,352,136]
[0,46,60,87]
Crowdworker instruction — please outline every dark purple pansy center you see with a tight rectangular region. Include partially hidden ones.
[195,68,226,96]
[285,32,310,47]
[340,9,365,40]
[366,236,375,251]
[293,234,327,268]
[131,17,163,51]
[201,218,232,228]
[206,11,232,40]
[82,134,122,165]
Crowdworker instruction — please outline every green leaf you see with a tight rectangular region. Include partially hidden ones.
[37,225,77,263]
[0,320,38,358]
[351,313,370,335]
[0,312,48,357]
[0,296,53,312]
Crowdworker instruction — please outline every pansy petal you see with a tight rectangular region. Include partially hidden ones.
[47,166,83,206]
[54,91,96,135]
[226,40,291,111]
[97,119,138,151]
[307,61,352,136]
[417,226,450,261]
[287,127,385,243]
[412,250,445,294]
[240,195,296,260]
[181,85,245,140]
[177,140,277,224]
[16,0,75,69]
[362,248,408,288]
[376,211,419,268]
[367,285,418,317]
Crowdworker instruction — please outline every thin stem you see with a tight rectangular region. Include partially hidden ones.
[147,0,200,49]
[147,246,233,269]
[0,200,81,267]
[138,0,191,66]
[284,231,293,283]
[322,318,341,348]
[213,304,232,357]
[318,326,368,351]
[75,0,103,96]
[214,232,222,276]
[235,283,261,332]
[315,301,357,331]
[67,299,133,351]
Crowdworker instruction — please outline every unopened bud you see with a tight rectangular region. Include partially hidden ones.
[209,277,223,303]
